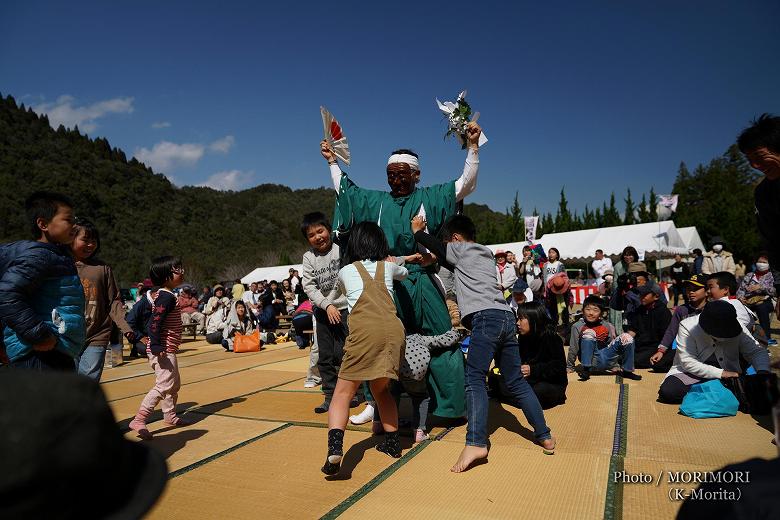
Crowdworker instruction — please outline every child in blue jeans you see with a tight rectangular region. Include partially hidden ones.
[569,295,642,381]
[411,215,555,473]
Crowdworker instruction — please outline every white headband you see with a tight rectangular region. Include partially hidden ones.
[387,154,419,170]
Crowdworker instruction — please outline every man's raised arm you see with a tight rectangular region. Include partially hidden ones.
[454,122,483,201]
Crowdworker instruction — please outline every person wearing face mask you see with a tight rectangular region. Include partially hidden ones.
[701,237,736,275]
[657,300,770,404]
[737,253,777,346]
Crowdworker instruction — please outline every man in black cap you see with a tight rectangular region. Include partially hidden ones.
[657,300,770,404]
[0,371,168,519]
[626,283,671,369]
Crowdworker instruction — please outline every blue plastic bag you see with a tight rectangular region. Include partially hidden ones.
[679,380,739,419]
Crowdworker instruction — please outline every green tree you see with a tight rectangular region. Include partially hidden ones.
[638,194,650,223]
[672,147,759,260]
[648,186,658,222]
[604,193,622,227]
[623,188,636,225]
[554,187,572,232]
[502,191,523,242]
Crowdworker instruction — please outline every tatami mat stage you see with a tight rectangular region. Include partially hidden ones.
[106,339,776,519]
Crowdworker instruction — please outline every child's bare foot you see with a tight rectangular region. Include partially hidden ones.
[450,445,489,473]
[540,437,556,455]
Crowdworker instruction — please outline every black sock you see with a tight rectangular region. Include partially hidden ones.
[327,428,344,457]
[376,430,402,458]
[322,428,344,475]
[579,367,591,381]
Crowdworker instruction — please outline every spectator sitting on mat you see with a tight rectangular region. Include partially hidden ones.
[569,295,642,381]
[626,283,671,370]
[204,284,231,344]
[650,274,708,373]
[657,300,770,404]
[222,300,256,352]
[736,252,777,346]
[706,271,756,332]
[514,301,568,408]
[178,287,206,334]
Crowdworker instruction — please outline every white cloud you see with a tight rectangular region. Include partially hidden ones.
[33,95,134,133]
[209,135,235,153]
[195,169,254,191]
[134,141,205,172]
[151,121,171,128]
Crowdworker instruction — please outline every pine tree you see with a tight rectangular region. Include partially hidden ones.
[554,187,572,232]
[648,186,658,221]
[604,193,621,226]
[623,188,636,225]
[638,194,650,223]
[502,191,523,241]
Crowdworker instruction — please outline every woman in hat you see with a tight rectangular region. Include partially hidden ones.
[545,271,573,337]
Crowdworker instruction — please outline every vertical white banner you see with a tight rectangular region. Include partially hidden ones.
[524,216,539,242]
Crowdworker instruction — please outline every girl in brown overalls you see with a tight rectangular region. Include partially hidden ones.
[322,222,408,475]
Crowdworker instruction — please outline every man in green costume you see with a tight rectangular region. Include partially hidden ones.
[319,121,483,418]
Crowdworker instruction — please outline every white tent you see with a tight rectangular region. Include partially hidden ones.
[676,226,706,253]
[486,221,694,261]
[241,263,302,285]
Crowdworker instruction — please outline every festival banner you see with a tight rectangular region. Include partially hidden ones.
[524,216,539,242]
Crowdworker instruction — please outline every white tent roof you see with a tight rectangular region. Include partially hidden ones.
[676,226,706,253]
[486,221,692,261]
[241,264,302,285]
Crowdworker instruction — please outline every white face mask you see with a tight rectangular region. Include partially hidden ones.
[756,262,770,272]
[712,245,723,253]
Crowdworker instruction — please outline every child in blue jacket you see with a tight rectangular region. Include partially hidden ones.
[0,192,85,370]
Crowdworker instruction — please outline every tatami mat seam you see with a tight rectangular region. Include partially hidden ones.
[604,383,629,520]
[319,439,433,519]
[107,354,305,402]
[168,423,293,479]
[120,375,304,432]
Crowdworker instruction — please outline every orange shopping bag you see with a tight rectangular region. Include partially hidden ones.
[233,330,262,353]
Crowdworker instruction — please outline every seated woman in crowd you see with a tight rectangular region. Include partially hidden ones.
[222,300,256,352]
[736,252,777,346]
[281,279,297,314]
[515,301,567,409]
[203,284,231,344]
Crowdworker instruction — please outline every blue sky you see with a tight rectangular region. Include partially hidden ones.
[2,1,778,216]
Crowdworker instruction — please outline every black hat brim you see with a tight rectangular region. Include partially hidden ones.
[699,315,743,339]
[105,440,168,520]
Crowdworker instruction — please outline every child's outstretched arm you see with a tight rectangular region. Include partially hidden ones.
[410,216,454,271]
[148,291,177,355]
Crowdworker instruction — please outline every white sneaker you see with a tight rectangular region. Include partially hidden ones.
[349,402,376,425]
[303,379,321,388]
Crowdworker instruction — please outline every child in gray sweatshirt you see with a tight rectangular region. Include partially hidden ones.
[301,212,349,414]
[411,214,555,473]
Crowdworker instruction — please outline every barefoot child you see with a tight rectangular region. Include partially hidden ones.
[129,256,189,440]
[322,222,408,475]
[411,215,555,472]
